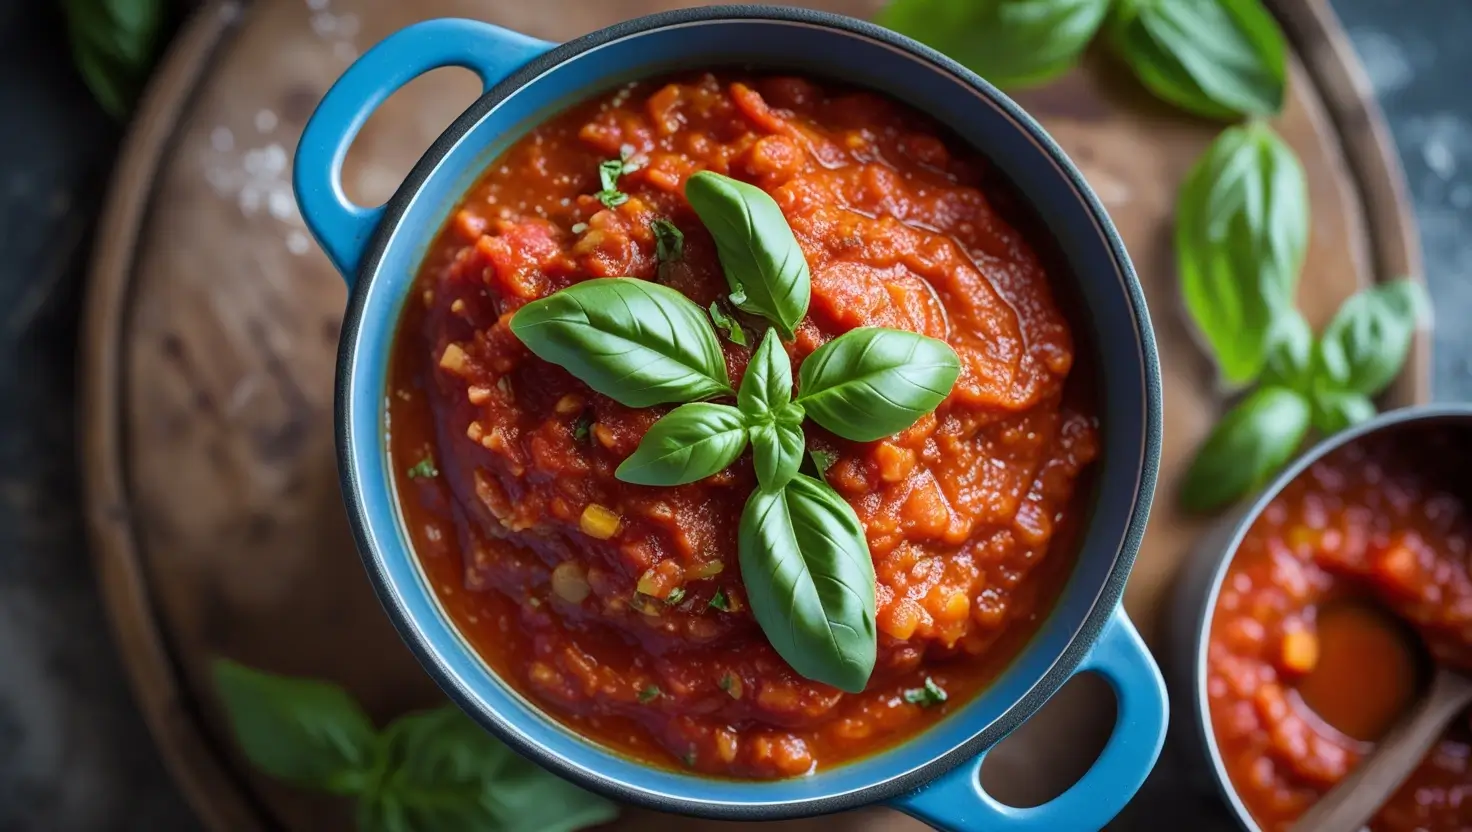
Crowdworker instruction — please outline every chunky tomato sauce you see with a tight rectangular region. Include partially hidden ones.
[388,72,1097,777]
[1208,430,1472,829]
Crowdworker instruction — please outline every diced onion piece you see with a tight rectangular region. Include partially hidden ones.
[580,504,621,540]
[688,561,725,580]
[551,562,591,604]
[636,568,660,597]
[439,343,469,374]
[555,394,586,415]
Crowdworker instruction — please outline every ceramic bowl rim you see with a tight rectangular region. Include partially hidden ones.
[1185,402,1472,831]
[333,3,1163,818]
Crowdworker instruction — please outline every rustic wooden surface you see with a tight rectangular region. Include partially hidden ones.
[79,0,1426,830]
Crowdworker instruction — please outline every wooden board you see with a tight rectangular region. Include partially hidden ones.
[79,0,1427,830]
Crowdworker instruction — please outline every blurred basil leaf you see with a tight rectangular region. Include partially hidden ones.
[1316,279,1430,398]
[1260,309,1315,392]
[1108,0,1287,119]
[1309,386,1376,435]
[1176,122,1308,388]
[1180,386,1310,512]
[64,0,165,118]
[876,0,1112,89]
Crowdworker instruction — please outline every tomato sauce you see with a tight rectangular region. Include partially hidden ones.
[1208,429,1472,829]
[387,72,1097,777]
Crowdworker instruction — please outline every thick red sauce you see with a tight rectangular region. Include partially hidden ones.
[1208,430,1472,829]
[388,72,1097,777]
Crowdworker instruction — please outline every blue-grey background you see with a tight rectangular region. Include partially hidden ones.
[1,0,1468,828]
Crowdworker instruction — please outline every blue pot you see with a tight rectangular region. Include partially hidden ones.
[296,7,1167,830]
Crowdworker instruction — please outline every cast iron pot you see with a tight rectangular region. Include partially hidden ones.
[1168,404,1472,830]
[295,7,1168,830]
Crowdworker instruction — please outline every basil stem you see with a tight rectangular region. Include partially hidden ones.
[615,403,749,486]
[797,327,960,442]
[1108,0,1287,120]
[739,474,877,693]
[509,278,733,407]
[877,0,1111,90]
[685,171,811,339]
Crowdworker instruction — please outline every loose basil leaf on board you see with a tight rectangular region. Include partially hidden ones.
[1179,386,1310,512]
[751,417,806,491]
[1260,309,1315,392]
[738,328,795,418]
[1309,386,1377,435]
[64,0,166,118]
[510,278,733,407]
[1108,0,1287,120]
[1316,279,1430,397]
[616,403,749,486]
[1176,123,1309,389]
[685,171,811,339]
[212,659,377,791]
[739,474,877,693]
[361,707,617,832]
[797,327,961,442]
[876,0,1112,89]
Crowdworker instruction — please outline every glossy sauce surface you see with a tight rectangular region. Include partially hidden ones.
[1208,431,1472,829]
[388,72,1097,777]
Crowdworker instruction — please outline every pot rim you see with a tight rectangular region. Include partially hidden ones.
[333,3,1163,819]
[1187,402,1472,831]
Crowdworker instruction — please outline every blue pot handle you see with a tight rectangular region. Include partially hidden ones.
[893,607,1167,831]
[294,18,554,283]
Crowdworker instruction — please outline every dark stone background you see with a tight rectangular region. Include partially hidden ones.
[1,0,1467,829]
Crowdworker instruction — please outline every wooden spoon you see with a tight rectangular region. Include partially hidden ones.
[1290,667,1472,832]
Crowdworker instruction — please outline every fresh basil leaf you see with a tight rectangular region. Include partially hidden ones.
[1180,386,1310,512]
[739,474,877,692]
[64,0,166,118]
[615,403,749,486]
[903,677,948,707]
[510,278,733,407]
[365,707,616,832]
[1260,310,1315,392]
[751,420,806,491]
[737,328,794,418]
[810,448,839,478]
[1317,278,1430,397]
[685,171,811,339]
[876,0,1111,89]
[1176,122,1308,388]
[797,327,960,442]
[1108,0,1287,119]
[708,301,748,346]
[652,218,684,263]
[1310,385,1376,435]
[212,659,377,791]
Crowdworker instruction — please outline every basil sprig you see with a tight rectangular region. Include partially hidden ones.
[509,278,733,407]
[1108,0,1287,120]
[685,171,811,339]
[740,474,878,694]
[1177,122,1307,389]
[64,0,165,118]
[213,660,616,832]
[876,0,1112,89]
[506,171,961,691]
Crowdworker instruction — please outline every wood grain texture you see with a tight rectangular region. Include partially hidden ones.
[78,0,1426,830]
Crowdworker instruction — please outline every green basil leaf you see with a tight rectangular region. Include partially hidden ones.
[1260,309,1315,392]
[615,403,749,486]
[751,419,806,491]
[64,0,166,118]
[685,171,811,339]
[1176,122,1308,388]
[1108,0,1287,119]
[652,218,684,263]
[797,327,960,442]
[1180,386,1310,513]
[708,301,748,346]
[212,659,377,791]
[738,328,794,418]
[739,474,877,692]
[364,707,617,832]
[510,278,733,407]
[876,0,1111,89]
[1310,385,1376,435]
[1317,278,1430,397]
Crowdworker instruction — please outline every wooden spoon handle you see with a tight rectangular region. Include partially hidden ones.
[1290,670,1472,832]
